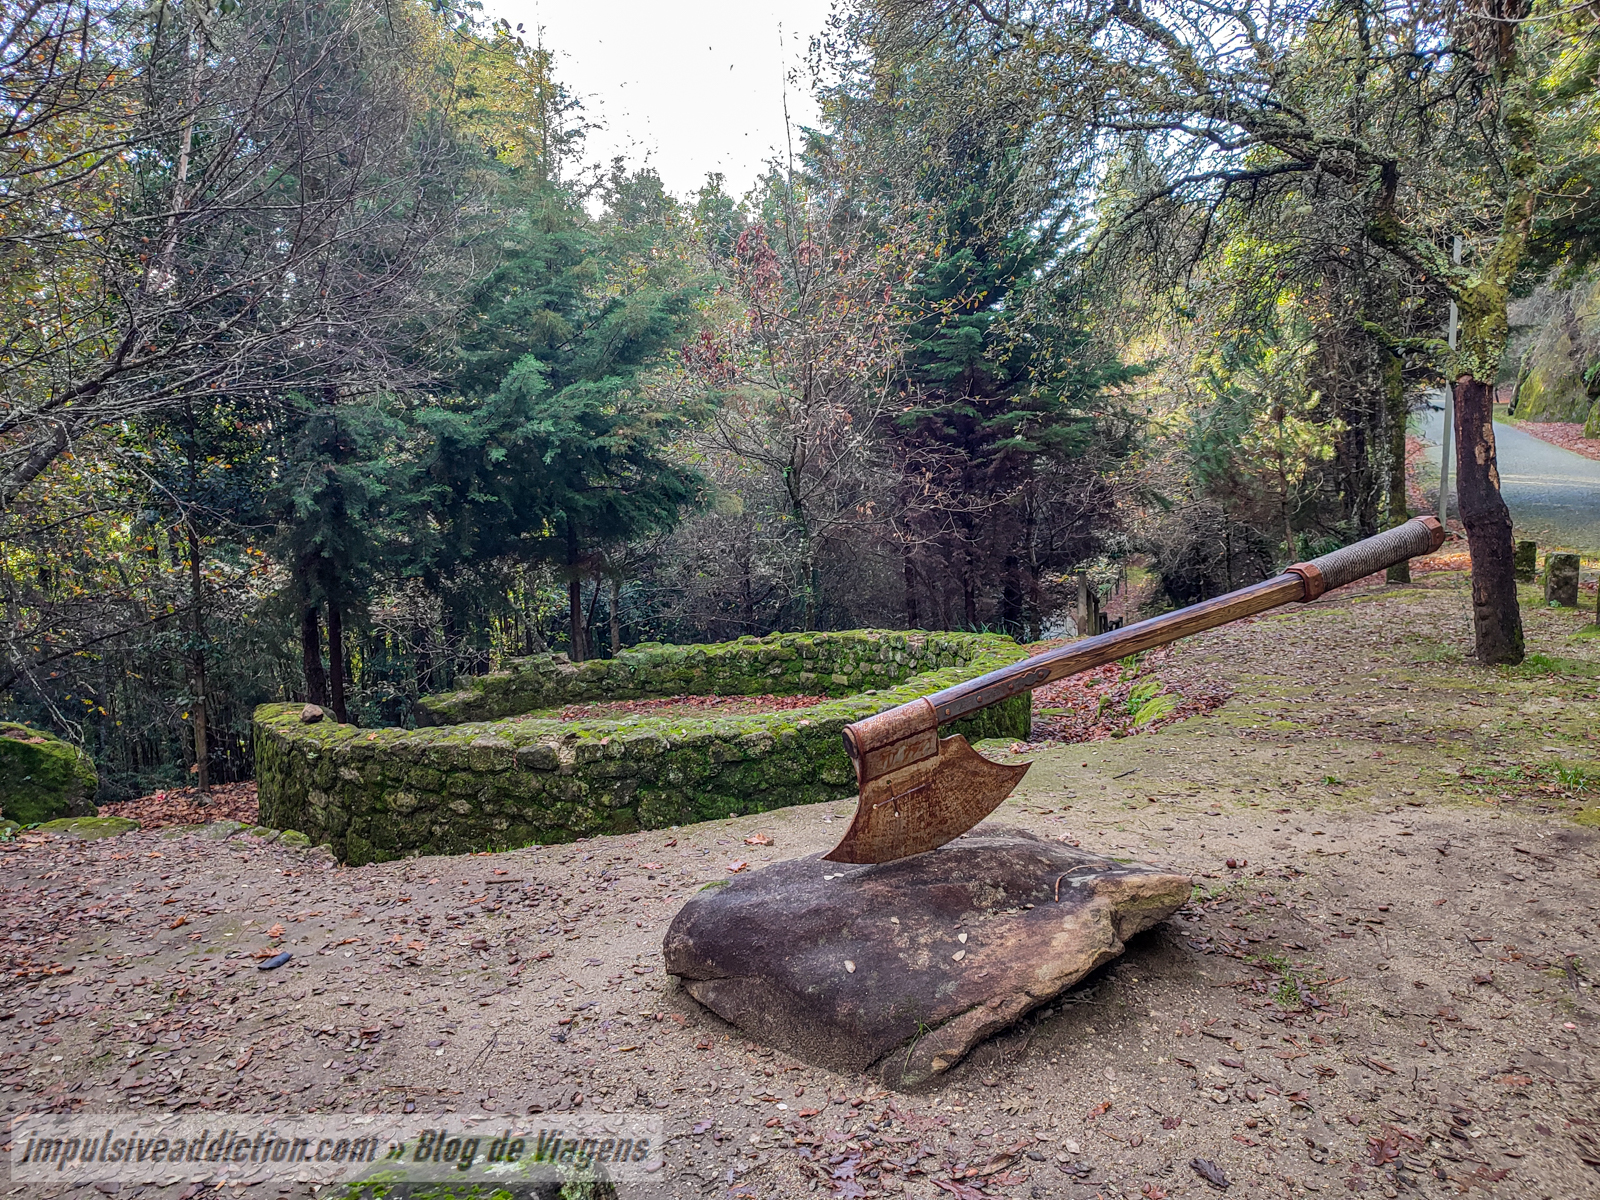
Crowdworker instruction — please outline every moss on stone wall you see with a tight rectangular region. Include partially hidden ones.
[34,816,138,839]
[256,630,1031,864]
[0,722,98,825]
[414,629,1006,724]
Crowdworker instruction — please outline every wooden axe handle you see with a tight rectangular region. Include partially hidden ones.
[919,516,1444,726]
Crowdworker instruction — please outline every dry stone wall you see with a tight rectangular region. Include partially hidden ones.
[412,629,1001,723]
[255,630,1031,864]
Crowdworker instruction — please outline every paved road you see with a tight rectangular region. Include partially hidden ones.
[1417,403,1600,553]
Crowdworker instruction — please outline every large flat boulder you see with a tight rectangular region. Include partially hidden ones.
[663,827,1190,1089]
[0,722,97,826]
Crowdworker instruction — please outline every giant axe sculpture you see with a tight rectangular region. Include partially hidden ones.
[825,516,1446,864]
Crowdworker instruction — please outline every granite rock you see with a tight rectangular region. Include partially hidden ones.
[663,827,1191,1088]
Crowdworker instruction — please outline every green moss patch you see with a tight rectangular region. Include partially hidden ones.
[256,629,1031,864]
[413,630,1003,724]
[0,722,98,825]
[520,693,830,723]
[34,816,139,839]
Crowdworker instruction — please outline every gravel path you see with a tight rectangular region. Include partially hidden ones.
[4,572,1598,1200]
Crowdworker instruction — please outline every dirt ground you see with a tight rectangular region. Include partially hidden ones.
[3,569,1599,1200]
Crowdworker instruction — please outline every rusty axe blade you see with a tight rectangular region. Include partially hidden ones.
[823,698,1029,864]
[822,733,1028,864]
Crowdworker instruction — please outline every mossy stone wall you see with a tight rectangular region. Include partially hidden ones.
[415,629,1000,724]
[255,630,1030,864]
[0,722,98,825]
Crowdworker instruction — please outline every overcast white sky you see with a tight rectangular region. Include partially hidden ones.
[483,0,837,199]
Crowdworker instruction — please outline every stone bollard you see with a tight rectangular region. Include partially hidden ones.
[1514,540,1538,582]
[1544,552,1580,606]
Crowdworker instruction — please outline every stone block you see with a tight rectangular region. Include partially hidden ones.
[389,791,425,815]
[514,743,559,770]
[1545,552,1581,606]
[406,767,444,791]
[467,735,514,772]
[1514,540,1538,582]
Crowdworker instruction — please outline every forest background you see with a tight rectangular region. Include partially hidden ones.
[3,0,1597,800]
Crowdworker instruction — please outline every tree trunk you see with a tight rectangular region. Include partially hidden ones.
[801,548,819,632]
[586,575,603,655]
[903,542,920,629]
[1276,445,1297,561]
[1222,518,1235,593]
[327,600,349,723]
[938,535,959,630]
[185,523,209,793]
[609,576,621,655]
[301,604,328,706]
[566,520,585,661]
[1001,550,1022,637]
[784,466,816,631]
[961,518,978,629]
[567,576,585,662]
[1453,377,1524,664]
[1383,352,1411,584]
[439,601,458,689]
[740,554,755,635]
[1022,480,1041,641]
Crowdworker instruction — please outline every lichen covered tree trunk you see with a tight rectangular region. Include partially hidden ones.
[1451,377,1523,662]
[1447,158,1533,665]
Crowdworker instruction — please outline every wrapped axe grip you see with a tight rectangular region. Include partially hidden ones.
[877,515,1447,730]
[1286,516,1444,600]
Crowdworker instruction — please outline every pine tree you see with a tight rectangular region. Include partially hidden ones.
[416,173,708,659]
[888,156,1135,635]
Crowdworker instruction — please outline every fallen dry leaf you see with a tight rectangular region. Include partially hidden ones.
[1190,1158,1230,1189]
[1368,1134,1400,1166]
[933,1179,987,1200]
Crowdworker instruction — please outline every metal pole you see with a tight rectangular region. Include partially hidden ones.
[1438,235,1462,526]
